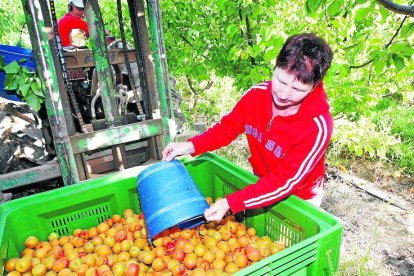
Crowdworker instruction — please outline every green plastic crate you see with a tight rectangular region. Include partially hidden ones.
[0,153,343,275]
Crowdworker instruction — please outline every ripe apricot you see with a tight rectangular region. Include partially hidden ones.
[171,262,185,276]
[124,262,140,276]
[269,241,285,254]
[224,262,239,274]
[5,257,19,272]
[192,268,205,276]
[114,231,127,243]
[141,250,155,265]
[182,241,194,254]
[75,264,88,276]
[58,236,70,247]
[217,241,230,254]
[6,271,21,276]
[153,246,166,258]
[203,237,217,249]
[183,253,197,270]
[111,214,122,224]
[82,254,96,268]
[181,229,195,239]
[247,227,256,237]
[57,268,72,276]
[214,249,225,260]
[111,262,126,276]
[25,236,39,249]
[118,252,131,263]
[41,256,55,271]
[151,257,166,272]
[96,223,109,234]
[15,258,31,273]
[197,259,211,271]
[21,248,35,257]
[32,264,46,276]
[123,209,134,219]
[202,250,215,263]
[52,259,67,272]
[234,252,249,268]
[84,267,98,276]
[95,244,111,257]
[194,243,207,257]
[245,245,262,262]
[72,237,85,248]
[211,259,226,270]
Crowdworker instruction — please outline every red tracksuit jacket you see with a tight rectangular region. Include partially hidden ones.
[58,13,89,47]
[189,81,333,214]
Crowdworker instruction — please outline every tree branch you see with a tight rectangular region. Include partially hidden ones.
[186,75,199,114]
[376,0,414,17]
[350,14,409,69]
[178,34,207,59]
[245,14,256,66]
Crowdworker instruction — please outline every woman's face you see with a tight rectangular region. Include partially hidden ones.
[271,67,314,110]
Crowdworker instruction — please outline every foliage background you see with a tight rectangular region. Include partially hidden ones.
[159,0,414,175]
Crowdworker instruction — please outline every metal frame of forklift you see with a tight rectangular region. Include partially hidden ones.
[0,0,174,194]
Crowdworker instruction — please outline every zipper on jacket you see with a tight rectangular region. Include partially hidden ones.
[267,117,274,131]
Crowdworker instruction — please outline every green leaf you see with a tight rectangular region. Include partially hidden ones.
[4,61,20,74]
[364,144,375,156]
[400,22,414,37]
[355,8,369,23]
[331,19,342,29]
[389,43,406,54]
[30,81,43,96]
[26,92,42,112]
[246,45,256,58]
[392,54,405,72]
[354,145,363,156]
[4,73,15,88]
[241,51,249,60]
[19,83,31,97]
[226,24,239,36]
[378,4,389,20]
[374,59,385,74]
[306,0,321,14]
[4,74,19,90]
[0,56,5,69]
[327,0,343,16]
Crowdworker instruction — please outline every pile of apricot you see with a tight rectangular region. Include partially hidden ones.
[5,198,285,275]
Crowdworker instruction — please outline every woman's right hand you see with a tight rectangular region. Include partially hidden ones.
[162,142,195,161]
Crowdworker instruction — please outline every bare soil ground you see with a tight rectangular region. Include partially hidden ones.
[323,164,414,276]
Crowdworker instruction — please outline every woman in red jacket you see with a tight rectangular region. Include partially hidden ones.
[163,33,333,221]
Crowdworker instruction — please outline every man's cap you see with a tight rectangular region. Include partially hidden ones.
[68,0,84,8]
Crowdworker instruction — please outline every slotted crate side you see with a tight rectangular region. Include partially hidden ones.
[0,153,342,276]
[0,175,140,273]
[307,225,343,275]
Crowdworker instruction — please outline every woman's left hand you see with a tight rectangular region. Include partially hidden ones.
[204,198,230,221]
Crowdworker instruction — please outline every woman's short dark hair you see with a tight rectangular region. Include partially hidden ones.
[276,33,333,84]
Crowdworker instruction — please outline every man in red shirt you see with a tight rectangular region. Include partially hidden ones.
[58,0,88,47]
[162,33,334,221]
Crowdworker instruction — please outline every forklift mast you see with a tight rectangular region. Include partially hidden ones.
[1,0,175,189]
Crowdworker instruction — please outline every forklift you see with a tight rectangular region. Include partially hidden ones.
[0,0,177,197]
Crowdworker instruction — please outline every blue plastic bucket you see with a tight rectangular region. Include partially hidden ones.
[137,160,209,240]
[0,44,37,102]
